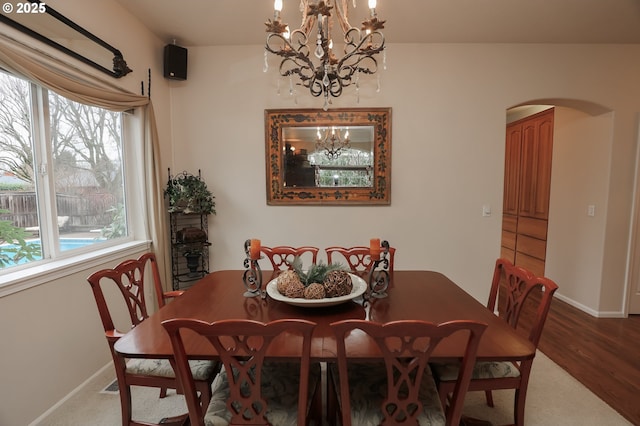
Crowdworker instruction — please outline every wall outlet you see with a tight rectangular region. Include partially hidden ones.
[587,205,596,217]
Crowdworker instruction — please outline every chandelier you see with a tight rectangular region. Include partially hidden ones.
[316,126,350,159]
[264,0,386,110]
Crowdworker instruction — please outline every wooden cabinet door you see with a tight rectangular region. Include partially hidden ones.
[503,123,522,216]
[518,110,554,220]
[501,108,554,276]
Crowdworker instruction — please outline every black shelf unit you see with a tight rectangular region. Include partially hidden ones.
[169,212,210,290]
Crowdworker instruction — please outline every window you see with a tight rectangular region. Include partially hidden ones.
[0,71,128,272]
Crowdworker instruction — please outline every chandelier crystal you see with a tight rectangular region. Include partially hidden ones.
[265,0,386,110]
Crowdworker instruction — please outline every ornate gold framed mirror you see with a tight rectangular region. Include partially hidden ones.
[265,108,391,205]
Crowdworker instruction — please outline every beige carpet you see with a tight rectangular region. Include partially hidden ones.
[37,351,632,426]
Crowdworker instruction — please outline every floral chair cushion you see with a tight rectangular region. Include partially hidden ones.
[126,358,217,381]
[204,362,321,426]
[329,362,446,426]
[431,361,521,382]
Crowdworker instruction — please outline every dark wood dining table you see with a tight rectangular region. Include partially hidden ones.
[114,270,535,364]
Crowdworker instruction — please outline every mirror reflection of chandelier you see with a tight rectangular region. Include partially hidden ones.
[316,126,350,159]
[265,0,386,110]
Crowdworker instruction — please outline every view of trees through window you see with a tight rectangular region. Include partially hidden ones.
[0,71,127,271]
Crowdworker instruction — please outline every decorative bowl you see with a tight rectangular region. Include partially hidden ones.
[266,273,366,307]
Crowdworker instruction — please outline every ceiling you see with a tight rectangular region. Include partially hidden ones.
[115,0,640,47]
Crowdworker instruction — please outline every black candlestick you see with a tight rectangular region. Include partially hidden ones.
[242,239,263,298]
[366,240,390,299]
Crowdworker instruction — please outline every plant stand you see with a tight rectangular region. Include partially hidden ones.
[169,212,211,290]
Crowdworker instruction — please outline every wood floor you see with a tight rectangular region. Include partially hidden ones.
[536,297,640,425]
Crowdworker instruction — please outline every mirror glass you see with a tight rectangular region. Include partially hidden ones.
[265,108,391,205]
[282,125,374,188]
[0,1,131,78]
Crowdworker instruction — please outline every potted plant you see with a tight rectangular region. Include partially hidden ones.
[183,247,203,276]
[164,171,216,215]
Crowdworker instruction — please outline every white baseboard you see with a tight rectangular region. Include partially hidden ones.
[555,293,626,318]
[28,362,113,426]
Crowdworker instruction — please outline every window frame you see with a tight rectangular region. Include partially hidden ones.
[0,71,148,295]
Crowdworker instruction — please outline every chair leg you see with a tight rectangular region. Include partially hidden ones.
[326,365,338,426]
[310,378,323,426]
[437,382,452,412]
[484,390,494,407]
[196,381,212,412]
[513,386,527,426]
[159,387,168,398]
[119,383,133,426]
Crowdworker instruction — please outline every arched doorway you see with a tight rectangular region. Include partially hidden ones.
[502,99,619,313]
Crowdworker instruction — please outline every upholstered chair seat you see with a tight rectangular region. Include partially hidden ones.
[126,358,218,381]
[432,360,520,382]
[204,362,321,426]
[329,362,446,426]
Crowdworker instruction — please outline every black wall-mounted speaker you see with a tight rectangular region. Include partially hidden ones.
[163,44,188,80]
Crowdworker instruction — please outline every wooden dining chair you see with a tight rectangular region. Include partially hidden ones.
[325,245,396,273]
[162,318,322,426]
[137,252,185,309]
[328,319,487,426]
[87,253,219,426]
[433,258,559,426]
[260,245,319,270]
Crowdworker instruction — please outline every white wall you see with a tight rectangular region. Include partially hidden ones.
[547,107,612,314]
[169,43,640,315]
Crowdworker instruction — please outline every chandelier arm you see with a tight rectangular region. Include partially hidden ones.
[309,78,325,97]
[327,76,344,97]
[278,59,314,84]
[339,30,385,71]
[338,56,379,80]
[266,31,310,57]
[343,28,386,55]
[266,31,317,78]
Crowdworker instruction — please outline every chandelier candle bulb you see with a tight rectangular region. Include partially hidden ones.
[368,0,376,15]
[250,239,261,260]
[370,238,381,260]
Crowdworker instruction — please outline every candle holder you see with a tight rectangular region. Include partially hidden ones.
[366,240,390,299]
[242,239,263,298]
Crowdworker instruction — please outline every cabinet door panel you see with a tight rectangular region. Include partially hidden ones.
[503,124,522,215]
[518,110,553,219]
[516,234,547,260]
[533,115,554,219]
[502,230,517,250]
[502,214,517,232]
[514,252,545,277]
[501,247,515,263]
[517,216,548,240]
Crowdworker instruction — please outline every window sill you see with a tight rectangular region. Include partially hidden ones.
[0,240,151,298]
